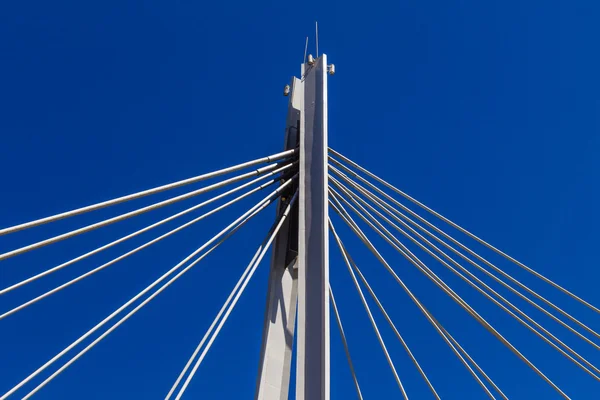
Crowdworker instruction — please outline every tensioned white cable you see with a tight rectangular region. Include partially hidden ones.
[428,309,509,400]
[330,220,409,400]
[0,175,297,321]
[329,198,498,399]
[347,242,507,400]
[334,236,439,400]
[331,182,600,380]
[173,191,298,400]
[17,201,273,400]
[329,285,364,400]
[333,178,600,371]
[0,161,292,261]
[165,246,263,400]
[333,176,600,348]
[0,148,297,236]
[1,162,296,295]
[165,194,296,399]
[329,191,571,399]
[329,148,600,315]
[329,165,600,344]
[0,176,297,400]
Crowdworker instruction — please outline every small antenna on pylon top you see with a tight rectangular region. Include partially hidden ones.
[304,37,309,64]
[315,21,319,57]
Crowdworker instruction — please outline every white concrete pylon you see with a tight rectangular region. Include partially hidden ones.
[255,77,302,400]
[255,54,330,400]
[296,54,330,400]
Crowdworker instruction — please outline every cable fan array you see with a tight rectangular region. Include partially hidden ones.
[0,149,298,399]
[1,145,598,399]
[327,148,599,399]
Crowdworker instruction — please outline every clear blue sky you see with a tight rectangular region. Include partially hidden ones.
[1,1,599,399]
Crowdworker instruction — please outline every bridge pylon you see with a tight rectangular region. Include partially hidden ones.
[255,54,330,400]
